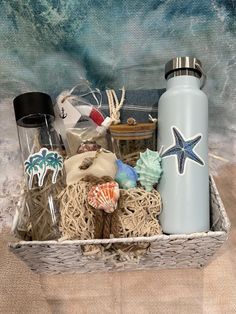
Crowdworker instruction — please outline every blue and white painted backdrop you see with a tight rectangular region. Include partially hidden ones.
[0,1,235,228]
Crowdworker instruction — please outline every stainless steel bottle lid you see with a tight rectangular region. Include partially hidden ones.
[165,57,202,79]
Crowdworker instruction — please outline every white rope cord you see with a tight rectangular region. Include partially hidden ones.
[106,87,125,124]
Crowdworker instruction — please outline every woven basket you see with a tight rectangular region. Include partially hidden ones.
[9,176,230,274]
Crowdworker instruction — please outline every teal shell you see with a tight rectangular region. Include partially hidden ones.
[135,149,163,192]
[115,160,138,189]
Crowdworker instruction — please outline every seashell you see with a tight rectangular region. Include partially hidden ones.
[77,141,101,154]
[127,117,137,125]
[88,181,120,213]
[65,150,117,185]
[66,128,108,155]
[135,149,163,192]
[115,160,138,189]
[79,157,95,169]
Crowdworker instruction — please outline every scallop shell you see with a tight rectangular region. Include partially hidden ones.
[135,149,162,192]
[88,181,120,213]
[115,160,138,189]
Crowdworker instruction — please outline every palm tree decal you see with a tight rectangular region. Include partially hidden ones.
[24,156,39,189]
[46,152,63,184]
[24,148,63,188]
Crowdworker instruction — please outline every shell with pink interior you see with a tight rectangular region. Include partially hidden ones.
[87,181,120,213]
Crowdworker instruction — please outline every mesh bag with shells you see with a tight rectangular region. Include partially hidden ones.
[59,175,115,254]
[110,187,162,249]
[59,180,104,241]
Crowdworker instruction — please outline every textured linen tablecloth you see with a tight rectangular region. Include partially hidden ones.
[0,164,235,314]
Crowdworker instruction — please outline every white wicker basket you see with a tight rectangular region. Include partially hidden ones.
[9,176,230,274]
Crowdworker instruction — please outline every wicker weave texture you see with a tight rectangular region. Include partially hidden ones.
[9,176,230,274]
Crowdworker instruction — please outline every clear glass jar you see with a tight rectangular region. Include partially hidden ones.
[109,122,157,166]
[13,92,66,240]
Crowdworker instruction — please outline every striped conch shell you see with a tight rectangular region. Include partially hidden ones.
[135,149,163,192]
[87,181,120,213]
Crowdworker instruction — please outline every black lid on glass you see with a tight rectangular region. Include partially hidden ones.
[13,92,55,127]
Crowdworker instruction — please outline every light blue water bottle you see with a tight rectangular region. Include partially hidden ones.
[158,57,209,234]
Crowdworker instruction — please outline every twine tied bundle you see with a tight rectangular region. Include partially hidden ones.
[106,87,125,124]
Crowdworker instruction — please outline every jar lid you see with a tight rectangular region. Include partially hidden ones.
[13,92,55,127]
[165,57,202,79]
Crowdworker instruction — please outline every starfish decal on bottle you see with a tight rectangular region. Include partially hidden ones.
[162,127,204,175]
